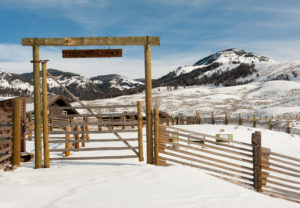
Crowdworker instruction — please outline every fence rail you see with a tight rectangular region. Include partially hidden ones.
[154,109,300,203]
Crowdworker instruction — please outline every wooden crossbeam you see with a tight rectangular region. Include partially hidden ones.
[22,36,160,46]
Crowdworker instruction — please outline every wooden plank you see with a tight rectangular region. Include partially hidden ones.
[0,133,12,138]
[160,137,253,164]
[49,146,139,152]
[48,129,138,134]
[160,149,253,177]
[0,160,11,170]
[0,147,11,154]
[48,138,138,143]
[0,126,12,131]
[160,129,252,153]
[0,153,11,163]
[48,121,138,127]
[50,155,138,160]
[160,156,253,183]
[269,156,300,168]
[48,104,136,110]
[270,151,300,163]
[0,139,12,145]
[266,179,300,191]
[159,134,253,159]
[252,131,262,192]
[62,49,122,58]
[263,185,300,196]
[161,144,253,172]
[208,173,254,188]
[262,162,300,174]
[263,166,300,178]
[263,189,300,201]
[267,175,300,185]
[53,112,137,118]
[161,125,253,148]
[22,36,160,46]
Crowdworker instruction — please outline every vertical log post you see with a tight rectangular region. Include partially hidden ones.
[85,117,90,141]
[122,116,125,130]
[286,121,290,134]
[111,116,114,130]
[238,113,242,125]
[98,115,102,132]
[28,112,33,141]
[41,60,50,168]
[252,131,262,192]
[137,101,144,162]
[32,42,42,169]
[145,39,153,164]
[49,117,53,132]
[269,118,272,130]
[224,112,228,125]
[253,115,256,128]
[12,99,21,168]
[211,112,215,124]
[154,109,159,166]
[196,112,201,124]
[65,125,71,156]
[81,121,86,147]
[75,125,79,149]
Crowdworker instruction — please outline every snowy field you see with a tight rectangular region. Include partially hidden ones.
[0,125,299,208]
[74,80,300,131]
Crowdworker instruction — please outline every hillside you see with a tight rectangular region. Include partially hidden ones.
[154,48,300,87]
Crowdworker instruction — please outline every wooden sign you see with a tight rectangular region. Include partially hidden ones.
[62,49,122,58]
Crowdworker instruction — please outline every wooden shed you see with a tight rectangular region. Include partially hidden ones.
[47,95,79,116]
[0,96,26,152]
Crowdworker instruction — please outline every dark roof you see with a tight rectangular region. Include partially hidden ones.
[47,95,79,114]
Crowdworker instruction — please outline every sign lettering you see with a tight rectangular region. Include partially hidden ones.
[62,49,123,58]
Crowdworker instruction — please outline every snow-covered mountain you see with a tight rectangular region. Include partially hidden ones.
[0,69,33,97]
[0,69,144,100]
[156,48,300,87]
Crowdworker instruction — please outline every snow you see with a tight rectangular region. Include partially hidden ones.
[77,80,300,118]
[1,125,299,207]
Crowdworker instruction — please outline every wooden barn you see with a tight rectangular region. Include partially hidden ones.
[47,95,79,116]
[0,96,26,152]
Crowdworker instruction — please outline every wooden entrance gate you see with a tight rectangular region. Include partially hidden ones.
[45,103,143,162]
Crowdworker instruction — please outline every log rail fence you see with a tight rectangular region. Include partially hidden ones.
[154,109,300,203]
[26,102,144,163]
[0,99,21,171]
[159,112,300,134]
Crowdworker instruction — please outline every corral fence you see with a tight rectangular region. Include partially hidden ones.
[0,99,22,171]
[27,102,144,163]
[159,112,300,134]
[153,109,300,203]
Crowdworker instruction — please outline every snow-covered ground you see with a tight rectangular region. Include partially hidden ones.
[0,125,299,208]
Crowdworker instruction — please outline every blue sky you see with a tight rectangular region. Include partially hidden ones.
[0,0,300,79]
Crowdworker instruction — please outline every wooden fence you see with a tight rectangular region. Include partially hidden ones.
[154,110,300,203]
[27,102,144,163]
[159,112,300,134]
[0,100,21,171]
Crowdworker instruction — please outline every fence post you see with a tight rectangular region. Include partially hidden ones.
[28,112,33,141]
[98,115,102,131]
[12,99,21,168]
[286,121,290,134]
[65,125,71,156]
[211,112,215,124]
[85,117,90,141]
[253,115,256,128]
[75,125,79,148]
[154,109,159,166]
[49,117,53,132]
[111,116,114,130]
[81,122,86,147]
[238,113,242,125]
[196,112,201,124]
[122,116,125,130]
[269,118,272,130]
[224,112,228,125]
[137,101,144,162]
[41,60,50,168]
[252,131,262,192]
